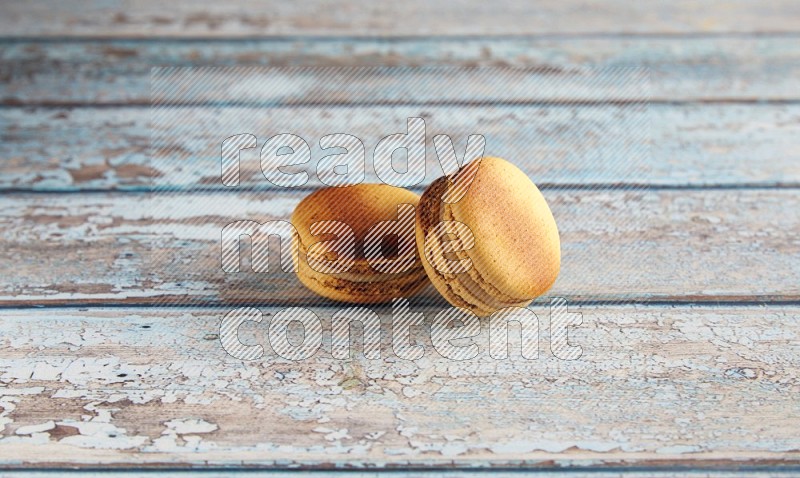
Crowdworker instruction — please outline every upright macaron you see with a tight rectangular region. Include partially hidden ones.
[415,156,560,317]
[292,184,428,304]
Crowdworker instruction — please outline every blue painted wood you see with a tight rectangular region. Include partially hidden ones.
[2,0,799,37]
[1,188,798,306]
[3,103,798,191]
[2,36,800,104]
[1,1,798,471]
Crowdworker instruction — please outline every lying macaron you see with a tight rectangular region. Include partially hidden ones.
[292,184,429,304]
[415,156,560,317]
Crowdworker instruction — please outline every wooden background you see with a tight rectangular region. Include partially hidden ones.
[1,0,800,475]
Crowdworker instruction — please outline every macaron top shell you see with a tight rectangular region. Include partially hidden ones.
[292,183,420,261]
[449,157,560,300]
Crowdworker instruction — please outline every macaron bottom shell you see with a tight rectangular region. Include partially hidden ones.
[293,252,430,304]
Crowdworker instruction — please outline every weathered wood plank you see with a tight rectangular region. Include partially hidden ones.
[1,189,798,306]
[2,473,798,478]
[3,37,800,104]
[2,0,799,37]
[4,103,800,191]
[1,305,798,468]
[0,472,796,478]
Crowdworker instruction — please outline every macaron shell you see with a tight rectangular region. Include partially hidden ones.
[451,157,560,301]
[292,184,420,261]
[415,176,532,316]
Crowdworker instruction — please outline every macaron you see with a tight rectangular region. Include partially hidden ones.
[292,184,429,304]
[415,156,560,317]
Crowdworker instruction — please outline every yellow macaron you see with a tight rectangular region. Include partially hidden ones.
[415,156,561,317]
[292,184,428,304]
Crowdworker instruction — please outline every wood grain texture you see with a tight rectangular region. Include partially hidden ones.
[0,474,797,478]
[4,103,800,191]
[2,0,799,37]
[1,2,799,473]
[3,36,800,104]
[1,189,798,307]
[0,472,796,478]
[1,305,798,468]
